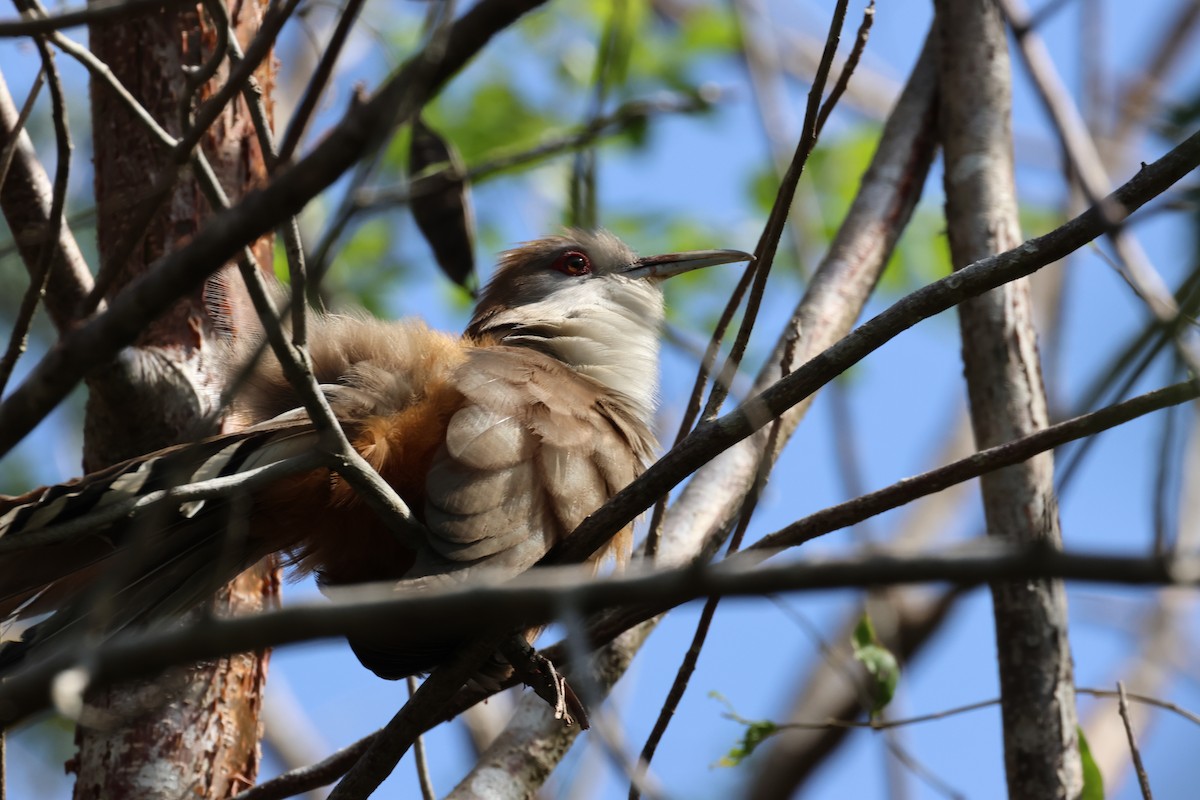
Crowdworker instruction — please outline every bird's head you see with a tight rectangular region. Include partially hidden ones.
[466,230,752,416]
[467,229,751,339]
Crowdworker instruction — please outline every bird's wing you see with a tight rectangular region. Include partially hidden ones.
[420,345,656,576]
[342,345,657,679]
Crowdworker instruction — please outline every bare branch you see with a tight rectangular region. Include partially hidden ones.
[751,381,1199,554]
[1113,0,1200,149]
[1001,0,1200,376]
[1118,681,1155,800]
[0,72,92,330]
[407,676,437,800]
[5,542,1200,728]
[233,736,375,800]
[632,2,871,788]
[0,68,42,194]
[0,33,69,397]
[357,91,718,211]
[326,632,509,800]
[0,0,188,36]
[275,0,367,166]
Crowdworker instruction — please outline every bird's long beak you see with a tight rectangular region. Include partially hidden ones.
[623,248,754,280]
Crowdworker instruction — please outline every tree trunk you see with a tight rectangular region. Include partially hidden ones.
[934,2,1083,797]
[71,2,278,798]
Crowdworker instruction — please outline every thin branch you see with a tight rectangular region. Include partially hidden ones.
[0,68,41,190]
[813,0,874,139]
[1113,0,1200,149]
[633,352,794,797]
[1152,396,1183,554]
[406,676,437,800]
[629,595,718,800]
[212,0,311,344]
[0,31,69,397]
[5,541,1200,727]
[326,632,508,800]
[765,697,1001,733]
[1079,687,1200,727]
[749,381,1200,556]
[699,0,852,422]
[734,684,1200,735]
[1001,0,1200,376]
[275,0,367,166]
[0,0,189,36]
[569,0,627,229]
[1118,681,1155,800]
[182,0,229,131]
[559,600,665,800]
[0,73,93,330]
[233,734,376,800]
[356,91,718,211]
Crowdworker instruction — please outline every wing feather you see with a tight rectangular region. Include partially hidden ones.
[419,346,654,576]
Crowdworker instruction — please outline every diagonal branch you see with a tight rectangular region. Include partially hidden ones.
[0,72,93,330]
[0,32,69,397]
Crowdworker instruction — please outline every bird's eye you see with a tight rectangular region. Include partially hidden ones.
[552,250,591,276]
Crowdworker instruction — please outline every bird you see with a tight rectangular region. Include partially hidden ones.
[0,230,752,680]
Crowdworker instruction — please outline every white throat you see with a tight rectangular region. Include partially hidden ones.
[483,276,665,421]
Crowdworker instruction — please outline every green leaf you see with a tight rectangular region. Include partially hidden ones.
[709,691,779,768]
[1078,727,1106,800]
[880,206,953,293]
[746,166,780,216]
[417,80,558,166]
[272,238,291,284]
[850,613,900,716]
[678,6,739,54]
[716,718,778,767]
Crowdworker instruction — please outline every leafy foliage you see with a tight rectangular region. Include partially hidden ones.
[709,691,780,767]
[1077,727,1106,800]
[851,612,900,717]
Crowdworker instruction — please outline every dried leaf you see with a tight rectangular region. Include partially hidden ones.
[409,116,476,290]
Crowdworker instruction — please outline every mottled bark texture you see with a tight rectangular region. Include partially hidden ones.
[934,2,1083,798]
[73,2,278,798]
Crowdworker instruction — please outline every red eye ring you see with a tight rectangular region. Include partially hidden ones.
[552,250,591,276]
